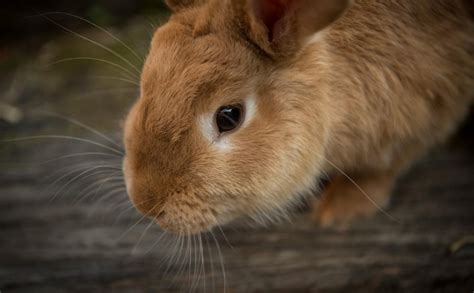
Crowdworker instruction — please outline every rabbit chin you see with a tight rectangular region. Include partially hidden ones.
[154,201,220,234]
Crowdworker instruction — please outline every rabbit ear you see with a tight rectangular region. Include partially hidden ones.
[245,0,351,58]
[165,0,205,12]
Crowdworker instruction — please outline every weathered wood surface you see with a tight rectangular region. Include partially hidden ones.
[0,115,473,293]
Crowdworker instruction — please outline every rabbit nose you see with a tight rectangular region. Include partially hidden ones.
[132,196,165,218]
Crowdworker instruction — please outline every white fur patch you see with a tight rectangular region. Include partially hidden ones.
[242,95,257,129]
[306,30,327,46]
[199,114,216,143]
[199,95,257,152]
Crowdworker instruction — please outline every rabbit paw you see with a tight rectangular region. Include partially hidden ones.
[311,174,393,228]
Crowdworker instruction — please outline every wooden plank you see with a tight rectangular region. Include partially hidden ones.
[0,117,473,292]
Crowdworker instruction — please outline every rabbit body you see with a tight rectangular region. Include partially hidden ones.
[123,0,474,232]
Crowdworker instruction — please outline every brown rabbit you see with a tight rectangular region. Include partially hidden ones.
[122,0,474,233]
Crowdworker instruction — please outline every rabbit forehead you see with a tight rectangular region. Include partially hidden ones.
[139,21,262,137]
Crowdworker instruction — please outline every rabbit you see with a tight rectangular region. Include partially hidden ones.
[122,0,474,233]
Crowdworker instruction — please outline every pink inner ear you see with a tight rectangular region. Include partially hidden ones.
[252,0,293,41]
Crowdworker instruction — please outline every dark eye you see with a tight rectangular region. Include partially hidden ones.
[216,104,244,133]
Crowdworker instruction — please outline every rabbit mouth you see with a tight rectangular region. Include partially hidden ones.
[155,202,219,234]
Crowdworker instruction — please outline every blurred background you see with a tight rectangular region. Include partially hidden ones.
[1,1,473,292]
[1,0,170,132]
[1,0,168,41]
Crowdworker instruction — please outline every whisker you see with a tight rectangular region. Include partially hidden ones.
[72,180,122,206]
[36,13,142,75]
[116,201,162,242]
[174,234,188,286]
[132,217,157,255]
[50,165,121,202]
[210,231,226,293]
[29,111,124,151]
[216,225,234,251]
[75,175,124,205]
[90,75,140,87]
[143,231,168,255]
[193,234,202,292]
[75,186,125,211]
[47,57,139,81]
[162,232,183,277]
[199,233,206,293]
[147,16,158,31]
[204,233,216,293]
[111,197,156,224]
[0,152,120,167]
[66,87,138,100]
[44,162,112,193]
[1,135,124,155]
[190,234,197,292]
[168,233,184,283]
[112,201,142,223]
[322,157,401,223]
[186,233,193,286]
[166,232,186,283]
[87,186,128,216]
[40,12,145,65]
[192,233,205,292]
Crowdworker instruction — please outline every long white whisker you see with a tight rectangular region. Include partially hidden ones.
[191,234,200,292]
[88,187,127,211]
[73,171,123,200]
[169,232,187,284]
[163,232,183,277]
[204,234,215,293]
[51,165,119,202]
[76,177,124,205]
[66,87,138,100]
[132,217,157,255]
[1,135,123,155]
[112,197,155,224]
[44,163,118,195]
[48,57,139,81]
[36,111,123,151]
[37,14,142,75]
[40,12,145,65]
[186,234,193,291]
[116,201,161,242]
[0,152,120,167]
[198,234,206,292]
[112,202,141,223]
[322,157,400,223]
[44,162,96,185]
[143,231,168,255]
[74,169,123,200]
[217,225,234,251]
[210,231,226,293]
[90,75,140,87]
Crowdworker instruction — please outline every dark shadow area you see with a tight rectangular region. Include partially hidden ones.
[1,0,168,43]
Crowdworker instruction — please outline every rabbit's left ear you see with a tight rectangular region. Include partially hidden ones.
[242,0,352,58]
[165,0,206,12]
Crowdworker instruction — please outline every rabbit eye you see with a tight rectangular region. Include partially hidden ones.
[216,104,244,133]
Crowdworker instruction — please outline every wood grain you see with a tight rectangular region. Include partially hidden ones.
[0,117,473,293]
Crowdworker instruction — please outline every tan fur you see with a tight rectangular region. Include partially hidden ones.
[123,0,473,233]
